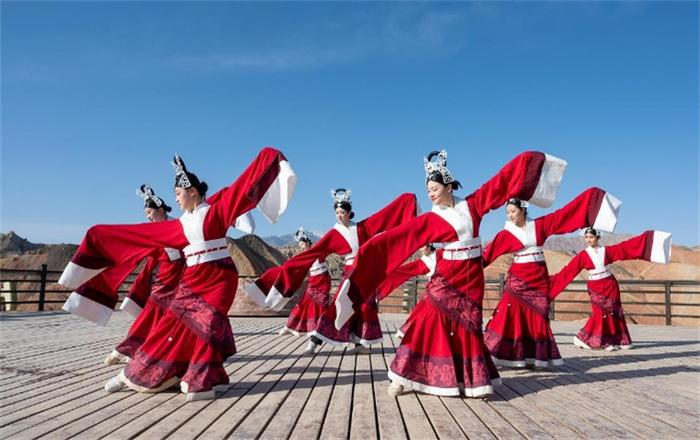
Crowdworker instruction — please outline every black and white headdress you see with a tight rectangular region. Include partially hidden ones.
[424,150,458,186]
[172,154,193,189]
[330,188,352,205]
[294,227,312,245]
[137,184,170,212]
[583,227,601,238]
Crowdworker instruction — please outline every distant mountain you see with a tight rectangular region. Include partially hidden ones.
[262,230,324,248]
[0,231,44,256]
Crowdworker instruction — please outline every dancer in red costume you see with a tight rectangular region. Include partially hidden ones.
[104,185,185,365]
[333,149,567,397]
[482,188,621,367]
[246,189,419,354]
[59,147,296,401]
[549,229,671,350]
[277,227,332,337]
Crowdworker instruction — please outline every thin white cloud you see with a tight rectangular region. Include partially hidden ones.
[164,8,467,72]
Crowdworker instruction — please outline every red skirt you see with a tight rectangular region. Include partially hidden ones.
[484,262,562,367]
[577,278,632,349]
[115,284,176,358]
[284,272,331,336]
[389,274,500,397]
[312,267,383,347]
[121,260,238,394]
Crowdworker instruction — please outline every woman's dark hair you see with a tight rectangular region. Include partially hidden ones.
[584,227,601,238]
[299,237,313,246]
[506,197,528,217]
[426,171,461,191]
[144,198,172,214]
[334,201,354,219]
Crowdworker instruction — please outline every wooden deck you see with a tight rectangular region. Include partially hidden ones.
[0,312,698,439]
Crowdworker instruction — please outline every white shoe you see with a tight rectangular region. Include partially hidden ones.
[278,327,289,336]
[185,390,216,402]
[605,345,619,351]
[620,344,633,350]
[104,376,125,393]
[104,350,128,366]
[304,340,319,355]
[573,336,591,350]
[388,382,404,397]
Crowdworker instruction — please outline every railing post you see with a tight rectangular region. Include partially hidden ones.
[412,278,418,309]
[38,264,48,312]
[498,273,505,298]
[664,281,672,326]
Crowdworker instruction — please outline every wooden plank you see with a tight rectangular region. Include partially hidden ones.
[463,398,526,440]
[440,396,496,440]
[230,340,322,438]
[415,394,466,439]
[317,345,356,440]
[51,327,276,440]
[192,338,308,438]
[349,349,378,439]
[258,345,338,440]
[287,347,344,440]
[105,326,294,439]
[369,336,408,440]
[383,324,437,440]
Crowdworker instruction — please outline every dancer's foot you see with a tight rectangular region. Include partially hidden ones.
[104,350,128,366]
[104,376,126,393]
[387,381,404,397]
[304,340,319,355]
[278,327,290,336]
[573,335,591,350]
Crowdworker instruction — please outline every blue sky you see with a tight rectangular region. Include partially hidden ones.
[2,1,698,246]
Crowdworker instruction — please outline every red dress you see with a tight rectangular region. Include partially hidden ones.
[336,151,567,396]
[282,258,332,336]
[483,188,621,367]
[114,246,185,358]
[246,193,420,347]
[549,231,672,349]
[59,147,296,399]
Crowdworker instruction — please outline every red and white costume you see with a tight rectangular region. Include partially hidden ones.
[482,188,621,367]
[246,193,420,347]
[59,147,296,400]
[335,151,567,396]
[549,231,672,350]
[281,257,332,336]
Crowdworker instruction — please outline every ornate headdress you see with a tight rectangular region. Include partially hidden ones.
[506,198,529,209]
[330,188,352,205]
[424,150,456,185]
[294,226,312,244]
[172,154,193,189]
[136,184,164,209]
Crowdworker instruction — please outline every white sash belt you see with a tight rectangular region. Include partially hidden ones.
[513,251,545,264]
[183,238,230,267]
[589,268,612,280]
[442,245,482,261]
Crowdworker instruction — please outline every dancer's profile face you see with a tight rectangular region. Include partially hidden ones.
[584,232,599,247]
[421,245,434,256]
[144,207,167,223]
[298,241,310,251]
[175,187,199,212]
[506,204,525,226]
[335,207,351,226]
[426,181,452,206]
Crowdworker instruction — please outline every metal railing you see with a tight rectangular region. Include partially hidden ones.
[1,266,698,326]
